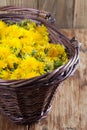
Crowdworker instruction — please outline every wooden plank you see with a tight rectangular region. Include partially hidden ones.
[0,0,6,6]
[6,0,37,8]
[73,0,87,28]
[37,0,46,10]
[29,30,87,130]
[41,0,74,28]
[0,113,28,130]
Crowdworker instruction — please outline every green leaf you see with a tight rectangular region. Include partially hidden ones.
[13,63,18,69]
[31,50,37,56]
[37,57,44,62]
[17,20,29,30]
[44,48,49,54]
[7,21,15,26]
[54,60,63,69]
[44,64,51,72]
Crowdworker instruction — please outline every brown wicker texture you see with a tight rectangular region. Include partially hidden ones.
[0,6,80,125]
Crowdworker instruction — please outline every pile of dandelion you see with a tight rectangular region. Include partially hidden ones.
[0,20,68,80]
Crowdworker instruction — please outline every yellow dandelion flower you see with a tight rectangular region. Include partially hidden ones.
[6,24,20,37]
[23,71,40,79]
[0,20,7,30]
[0,21,8,37]
[48,44,65,57]
[48,46,58,57]
[35,62,45,74]
[10,68,22,79]
[0,46,10,59]
[0,70,10,80]
[61,52,68,63]
[10,38,22,48]
[32,32,43,42]
[56,44,65,54]
[0,20,68,80]
[22,45,33,54]
[20,56,39,71]
[0,60,7,69]
[36,24,48,35]
[6,54,20,68]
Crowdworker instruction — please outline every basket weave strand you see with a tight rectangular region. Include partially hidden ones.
[0,6,80,125]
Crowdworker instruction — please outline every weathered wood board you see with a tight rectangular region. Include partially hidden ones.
[0,0,87,28]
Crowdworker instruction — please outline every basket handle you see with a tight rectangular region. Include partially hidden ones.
[38,11,55,23]
[0,6,55,24]
[70,37,81,50]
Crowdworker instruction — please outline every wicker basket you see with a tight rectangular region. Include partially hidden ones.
[0,6,80,125]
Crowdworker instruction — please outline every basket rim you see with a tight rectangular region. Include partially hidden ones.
[0,6,80,87]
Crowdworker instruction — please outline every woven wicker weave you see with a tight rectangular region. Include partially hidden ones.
[0,6,80,125]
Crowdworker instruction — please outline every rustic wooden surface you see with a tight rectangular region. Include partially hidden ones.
[0,0,87,28]
[0,29,87,130]
[42,0,74,28]
[73,0,87,28]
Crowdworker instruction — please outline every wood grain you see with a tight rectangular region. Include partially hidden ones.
[0,0,6,6]
[73,0,87,28]
[37,0,46,10]
[6,0,37,8]
[42,0,74,28]
[0,113,28,130]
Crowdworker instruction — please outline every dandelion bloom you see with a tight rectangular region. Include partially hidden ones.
[0,20,68,80]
